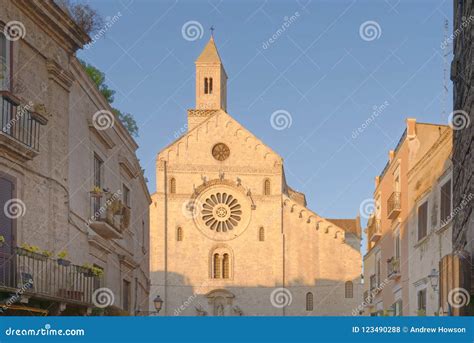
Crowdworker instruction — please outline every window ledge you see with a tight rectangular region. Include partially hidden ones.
[435,220,452,234]
[414,235,429,248]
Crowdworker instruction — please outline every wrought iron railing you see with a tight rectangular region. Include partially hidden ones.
[368,219,382,242]
[0,247,100,305]
[387,192,401,217]
[1,93,41,151]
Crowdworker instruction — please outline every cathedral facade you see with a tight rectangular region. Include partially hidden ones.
[150,37,362,316]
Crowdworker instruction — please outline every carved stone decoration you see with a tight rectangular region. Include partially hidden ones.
[212,143,230,161]
[201,192,242,232]
[194,184,251,241]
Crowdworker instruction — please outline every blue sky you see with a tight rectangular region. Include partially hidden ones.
[79,0,453,243]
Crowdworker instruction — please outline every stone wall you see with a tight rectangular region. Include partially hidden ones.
[451,0,474,271]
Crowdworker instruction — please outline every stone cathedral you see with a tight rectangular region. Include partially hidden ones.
[150,37,362,316]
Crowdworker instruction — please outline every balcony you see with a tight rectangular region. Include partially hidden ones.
[368,218,382,243]
[387,192,401,219]
[387,257,401,280]
[89,191,129,239]
[0,92,46,161]
[0,248,100,307]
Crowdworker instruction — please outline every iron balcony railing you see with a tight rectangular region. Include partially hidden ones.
[368,219,382,243]
[387,192,401,219]
[0,247,100,305]
[1,93,41,151]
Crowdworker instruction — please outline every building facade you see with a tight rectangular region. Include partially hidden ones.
[150,37,362,316]
[407,127,452,316]
[363,120,453,316]
[0,0,150,315]
[450,0,474,316]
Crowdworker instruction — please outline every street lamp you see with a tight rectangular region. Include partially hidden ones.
[153,295,164,314]
[428,269,439,291]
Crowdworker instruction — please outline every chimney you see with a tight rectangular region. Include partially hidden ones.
[406,118,417,137]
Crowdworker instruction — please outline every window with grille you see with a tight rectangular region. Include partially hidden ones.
[259,227,265,241]
[176,227,183,242]
[345,281,353,298]
[264,179,271,195]
[170,178,176,194]
[306,292,313,311]
[0,32,10,91]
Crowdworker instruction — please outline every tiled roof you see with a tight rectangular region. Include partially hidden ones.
[326,218,361,237]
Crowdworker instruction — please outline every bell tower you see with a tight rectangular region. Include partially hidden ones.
[194,36,227,111]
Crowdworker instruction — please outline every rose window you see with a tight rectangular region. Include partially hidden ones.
[202,192,242,232]
[212,143,230,161]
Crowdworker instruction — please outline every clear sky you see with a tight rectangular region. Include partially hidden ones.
[78,0,453,250]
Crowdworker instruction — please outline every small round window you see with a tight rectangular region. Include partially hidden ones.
[212,143,230,161]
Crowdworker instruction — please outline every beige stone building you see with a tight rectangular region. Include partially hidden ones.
[150,37,362,316]
[0,0,150,315]
[363,120,453,316]
[407,126,452,316]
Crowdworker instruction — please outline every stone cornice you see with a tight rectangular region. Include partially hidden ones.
[46,59,74,91]
[407,128,452,180]
[158,163,280,175]
[87,119,116,149]
[15,0,90,53]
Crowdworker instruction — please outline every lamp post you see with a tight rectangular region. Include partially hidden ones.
[153,295,164,314]
[135,295,164,316]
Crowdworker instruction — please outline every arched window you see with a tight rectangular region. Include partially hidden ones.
[259,227,265,241]
[213,254,221,278]
[204,77,208,94]
[209,77,213,94]
[170,178,176,194]
[306,292,313,311]
[264,179,271,195]
[345,281,353,298]
[222,254,230,279]
[176,227,183,241]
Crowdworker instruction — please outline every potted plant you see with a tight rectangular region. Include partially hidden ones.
[57,250,71,267]
[0,235,5,247]
[19,243,47,260]
[90,186,104,198]
[81,263,104,278]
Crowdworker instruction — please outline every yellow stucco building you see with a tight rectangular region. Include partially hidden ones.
[150,37,362,316]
